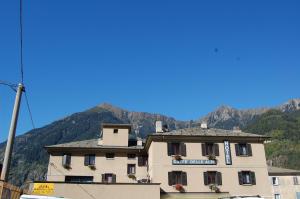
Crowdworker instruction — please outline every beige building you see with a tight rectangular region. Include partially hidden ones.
[41,122,273,199]
[268,166,300,199]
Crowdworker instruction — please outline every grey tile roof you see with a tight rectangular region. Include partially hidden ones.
[45,139,143,149]
[268,166,300,175]
[151,127,268,138]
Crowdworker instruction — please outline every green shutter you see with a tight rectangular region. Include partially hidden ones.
[204,172,208,185]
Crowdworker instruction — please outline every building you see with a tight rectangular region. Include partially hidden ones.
[268,166,300,199]
[40,122,273,199]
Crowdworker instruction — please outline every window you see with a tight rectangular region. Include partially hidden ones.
[138,155,148,167]
[238,171,256,185]
[127,154,136,159]
[106,153,115,159]
[168,171,187,186]
[113,129,118,133]
[235,143,252,156]
[84,154,95,166]
[204,171,222,185]
[202,143,219,156]
[65,176,93,183]
[102,173,116,183]
[62,154,71,168]
[167,142,186,156]
[294,176,299,185]
[274,194,281,199]
[127,164,136,174]
[272,177,279,185]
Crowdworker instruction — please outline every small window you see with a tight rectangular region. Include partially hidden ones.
[127,164,136,174]
[202,143,219,156]
[294,176,299,185]
[167,142,186,156]
[235,143,252,156]
[274,194,281,199]
[62,154,71,168]
[272,177,279,185]
[106,153,115,159]
[204,171,222,185]
[113,129,118,133]
[127,154,136,159]
[102,173,116,183]
[138,155,148,167]
[168,171,187,186]
[84,154,95,166]
[238,171,256,185]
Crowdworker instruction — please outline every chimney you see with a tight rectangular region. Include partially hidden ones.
[137,138,143,146]
[201,122,208,129]
[155,121,163,133]
[233,126,241,132]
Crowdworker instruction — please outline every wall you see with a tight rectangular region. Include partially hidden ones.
[29,182,160,199]
[148,141,273,198]
[270,175,300,199]
[47,152,148,183]
[102,128,129,146]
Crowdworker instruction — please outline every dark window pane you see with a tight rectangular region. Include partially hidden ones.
[106,153,115,159]
[127,154,136,159]
[65,176,93,183]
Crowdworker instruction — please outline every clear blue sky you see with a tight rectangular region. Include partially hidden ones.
[0,0,299,142]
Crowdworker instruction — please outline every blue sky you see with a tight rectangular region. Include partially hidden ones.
[0,0,299,142]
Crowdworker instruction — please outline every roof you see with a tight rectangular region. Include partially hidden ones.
[268,166,300,176]
[151,126,269,138]
[45,139,144,152]
[101,123,131,130]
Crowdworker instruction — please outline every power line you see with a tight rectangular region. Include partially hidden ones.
[24,91,35,129]
[20,0,24,83]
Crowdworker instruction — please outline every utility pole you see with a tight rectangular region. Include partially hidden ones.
[1,83,24,181]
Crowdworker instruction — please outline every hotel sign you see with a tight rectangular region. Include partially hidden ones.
[172,159,216,165]
[224,140,232,165]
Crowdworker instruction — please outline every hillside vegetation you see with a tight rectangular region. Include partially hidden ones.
[244,109,300,170]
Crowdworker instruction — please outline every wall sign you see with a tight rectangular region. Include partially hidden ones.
[224,140,232,165]
[32,183,54,195]
[172,159,216,165]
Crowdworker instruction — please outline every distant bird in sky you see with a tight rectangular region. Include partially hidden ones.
[214,48,219,53]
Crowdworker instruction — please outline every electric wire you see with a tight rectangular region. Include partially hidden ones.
[24,91,35,129]
[20,0,24,83]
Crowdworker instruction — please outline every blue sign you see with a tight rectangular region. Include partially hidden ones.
[224,140,232,165]
[172,159,216,165]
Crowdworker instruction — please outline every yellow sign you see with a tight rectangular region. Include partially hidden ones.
[32,183,54,195]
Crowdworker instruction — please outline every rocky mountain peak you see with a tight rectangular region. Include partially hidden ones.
[279,98,300,112]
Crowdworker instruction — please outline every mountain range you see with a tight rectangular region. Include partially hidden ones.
[0,98,299,187]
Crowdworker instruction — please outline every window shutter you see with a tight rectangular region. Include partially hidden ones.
[84,155,89,166]
[180,143,186,156]
[62,155,67,166]
[102,174,105,182]
[238,172,243,185]
[235,144,240,156]
[214,144,219,156]
[167,143,172,156]
[127,164,130,174]
[181,172,187,185]
[66,155,71,165]
[202,144,207,156]
[112,174,116,183]
[90,155,95,165]
[204,172,208,185]
[168,172,174,186]
[247,144,252,156]
[251,172,256,185]
[138,156,143,166]
[217,172,222,185]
